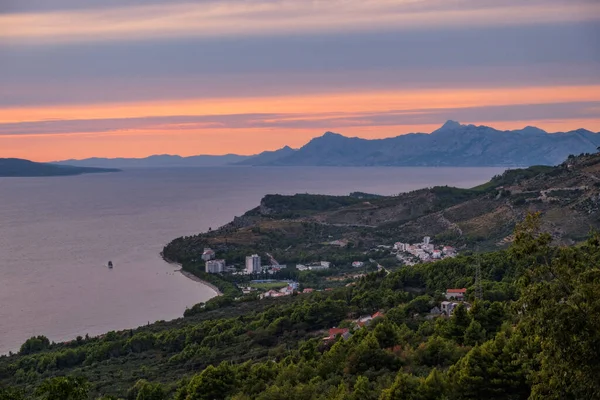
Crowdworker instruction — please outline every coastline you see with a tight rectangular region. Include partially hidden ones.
[162,255,223,296]
[178,269,223,296]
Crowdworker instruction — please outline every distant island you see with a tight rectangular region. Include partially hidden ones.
[53,120,600,168]
[0,158,120,177]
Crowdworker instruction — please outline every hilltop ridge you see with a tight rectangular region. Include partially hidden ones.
[236,121,600,167]
[53,121,600,168]
[2,153,600,399]
[163,152,600,267]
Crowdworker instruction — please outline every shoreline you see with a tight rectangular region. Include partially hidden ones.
[162,255,223,296]
[178,269,223,296]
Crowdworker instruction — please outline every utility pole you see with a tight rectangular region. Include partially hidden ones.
[475,255,483,301]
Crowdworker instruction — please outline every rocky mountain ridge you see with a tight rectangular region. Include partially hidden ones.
[54,121,600,168]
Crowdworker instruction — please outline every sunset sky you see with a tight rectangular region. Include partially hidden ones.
[1,0,600,161]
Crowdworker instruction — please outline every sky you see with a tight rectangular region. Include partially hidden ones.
[1,0,600,161]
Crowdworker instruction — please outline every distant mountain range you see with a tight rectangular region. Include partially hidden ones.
[53,154,250,169]
[54,121,600,168]
[0,158,120,177]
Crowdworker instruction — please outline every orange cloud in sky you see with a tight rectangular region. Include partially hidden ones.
[2,85,600,124]
[2,85,600,161]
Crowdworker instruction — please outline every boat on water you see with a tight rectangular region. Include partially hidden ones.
[108,261,113,269]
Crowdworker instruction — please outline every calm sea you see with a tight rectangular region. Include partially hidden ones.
[0,166,504,353]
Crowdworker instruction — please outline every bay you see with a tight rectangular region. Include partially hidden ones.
[0,166,504,354]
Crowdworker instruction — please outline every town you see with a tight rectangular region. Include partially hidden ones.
[393,236,456,265]
[197,235,468,322]
[202,236,456,276]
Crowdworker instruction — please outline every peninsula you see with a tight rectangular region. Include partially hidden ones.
[0,158,120,177]
[1,152,599,399]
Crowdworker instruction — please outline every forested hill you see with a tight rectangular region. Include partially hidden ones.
[164,152,600,268]
[1,154,600,399]
[1,215,599,399]
[0,158,120,177]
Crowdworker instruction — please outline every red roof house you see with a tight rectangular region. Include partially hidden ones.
[324,327,351,341]
[445,288,467,300]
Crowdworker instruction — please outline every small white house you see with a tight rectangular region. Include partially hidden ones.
[441,301,458,315]
[394,242,406,251]
[201,248,215,261]
[352,261,365,268]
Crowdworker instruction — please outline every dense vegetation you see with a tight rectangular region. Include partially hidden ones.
[249,194,364,218]
[471,165,556,192]
[1,213,599,399]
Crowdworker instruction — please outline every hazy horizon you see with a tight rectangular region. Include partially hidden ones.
[22,120,600,163]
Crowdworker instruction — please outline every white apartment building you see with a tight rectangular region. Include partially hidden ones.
[205,259,226,273]
[246,254,262,274]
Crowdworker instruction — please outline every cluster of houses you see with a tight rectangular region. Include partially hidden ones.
[394,236,456,264]
[296,261,332,271]
[323,311,385,342]
[257,283,331,299]
[258,281,300,299]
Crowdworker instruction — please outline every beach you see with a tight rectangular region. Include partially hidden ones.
[179,269,223,296]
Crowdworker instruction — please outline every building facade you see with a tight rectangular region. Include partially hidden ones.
[445,288,467,300]
[205,259,226,273]
[246,254,261,274]
[201,248,215,261]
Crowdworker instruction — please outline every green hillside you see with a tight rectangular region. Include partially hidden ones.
[1,214,599,399]
[2,154,600,399]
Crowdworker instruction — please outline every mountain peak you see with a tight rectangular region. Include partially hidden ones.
[431,120,464,134]
[519,126,547,135]
[441,120,462,129]
[322,131,344,138]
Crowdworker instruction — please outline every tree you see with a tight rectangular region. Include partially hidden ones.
[463,320,486,346]
[373,320,403,349]
[0,387,25,400]
[415,336,462,368]
[380,372,422,400]
[183,363,237,400]
[35,376,90,400]
[449,304,471,344]
[127,379,165,400]
[351,376,377,400]
[419,368,447,400]
[19,335,50,355]
[448,331,530,400]
[346,333,398,374]
[514,215,600,398]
